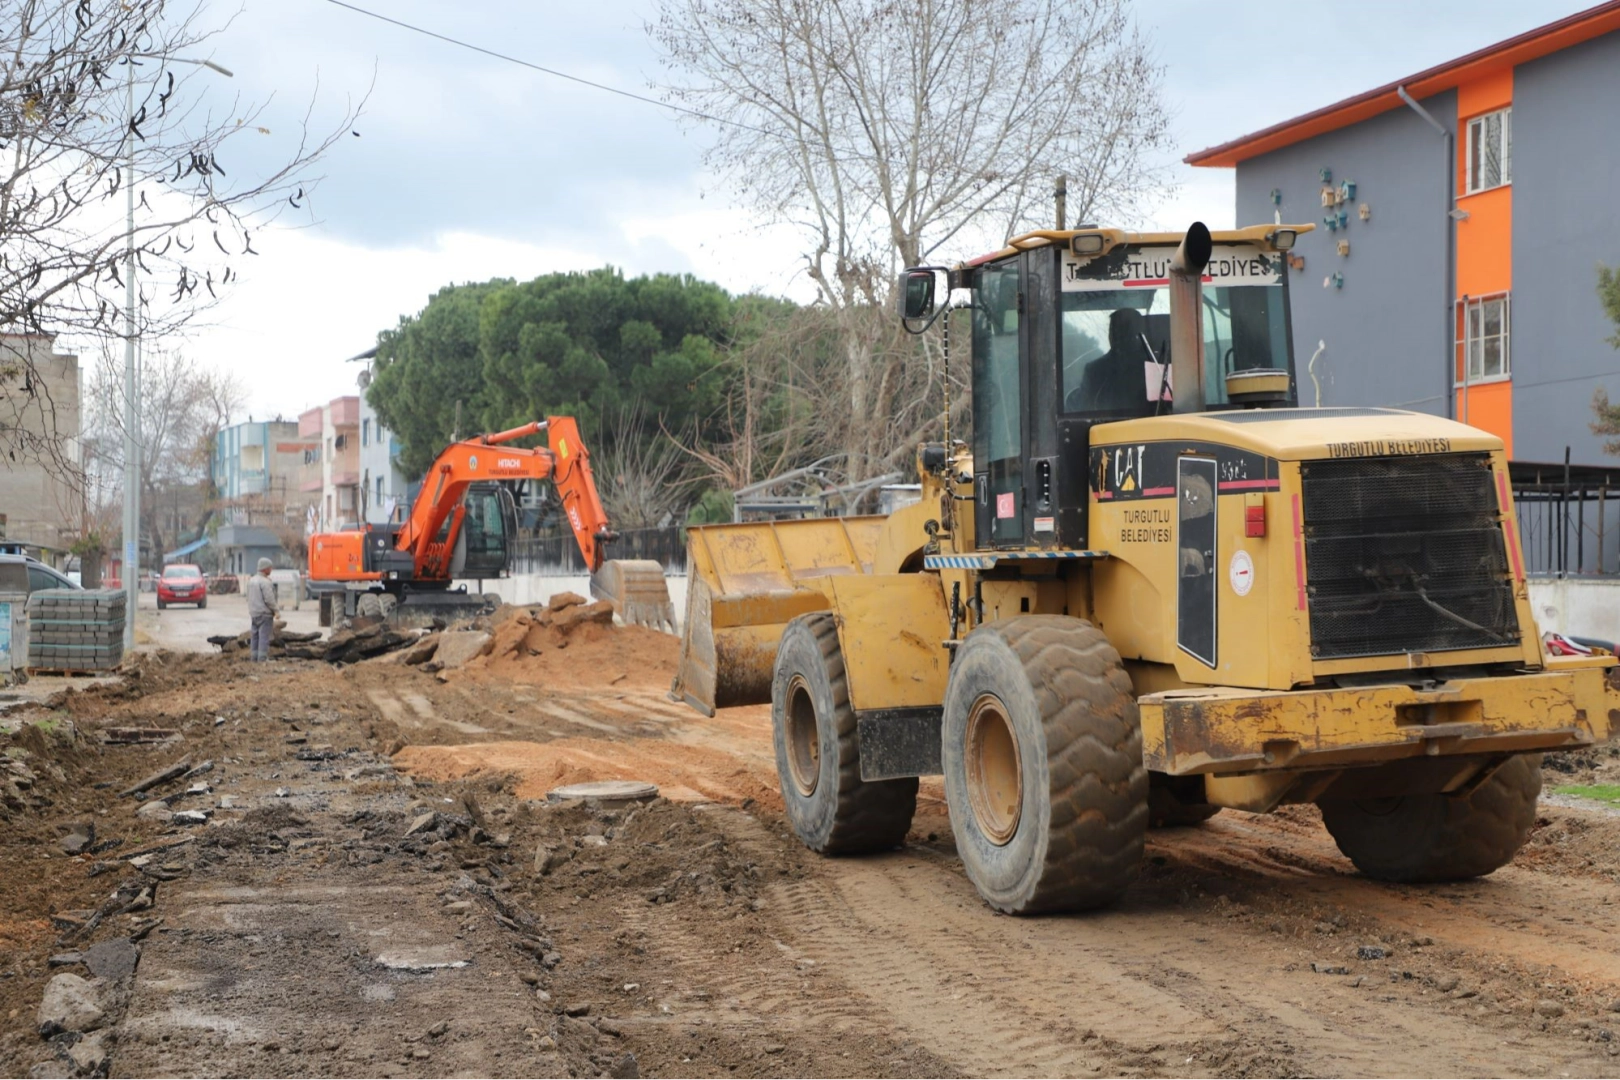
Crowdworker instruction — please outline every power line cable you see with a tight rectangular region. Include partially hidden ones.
[322,0,778,139]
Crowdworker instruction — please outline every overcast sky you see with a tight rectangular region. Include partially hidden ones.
[171,0,1592,421]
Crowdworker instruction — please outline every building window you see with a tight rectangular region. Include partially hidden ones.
[362,419,370,447]
[1466,108,1511,194]
[376,475,385,502]
[1456,294,1510,384]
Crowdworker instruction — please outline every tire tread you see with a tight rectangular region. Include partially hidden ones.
[955,615,1147,913]
[1320,754,1541,883]
[785,613,916,854]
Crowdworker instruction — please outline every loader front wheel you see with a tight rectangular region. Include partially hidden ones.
[771,613,917,854]
[942,616,1147,914]
[1319,754,1541,883]
[356,593,384,620]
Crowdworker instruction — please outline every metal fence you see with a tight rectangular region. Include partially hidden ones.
[1513,468,1620,577]
[509,526,687,576]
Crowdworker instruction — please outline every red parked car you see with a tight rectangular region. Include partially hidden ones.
[157,563,208,609]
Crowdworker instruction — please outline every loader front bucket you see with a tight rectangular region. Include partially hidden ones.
[671,517,884,715]
[590,559,677,633]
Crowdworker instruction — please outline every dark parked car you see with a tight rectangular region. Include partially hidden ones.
[0,554,80,595]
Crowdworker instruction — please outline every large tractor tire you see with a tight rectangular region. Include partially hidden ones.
[771,613,917,853]
[941,616,1148,914]
[1319,754,1542,883]
[1148,776,1221,828]
[356,593,385,620]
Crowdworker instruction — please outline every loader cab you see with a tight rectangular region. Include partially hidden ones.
[947,228,1300,551]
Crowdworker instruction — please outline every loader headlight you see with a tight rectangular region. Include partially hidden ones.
[1071,232,1106,255]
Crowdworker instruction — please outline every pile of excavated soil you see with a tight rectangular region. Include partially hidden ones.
[456,595,679,693]
[393,737,781,808]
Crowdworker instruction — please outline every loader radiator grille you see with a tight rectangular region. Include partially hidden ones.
[1301,454,1519,660]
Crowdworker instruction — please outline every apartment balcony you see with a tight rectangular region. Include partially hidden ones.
[328,396,360,427]
[298,407,323,438]
[235,468,269,495]
[332,471,360,488]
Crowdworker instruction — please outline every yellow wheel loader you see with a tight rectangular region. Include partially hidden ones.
[673,222,1620,914]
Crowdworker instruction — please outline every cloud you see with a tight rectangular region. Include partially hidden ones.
[164,0,1594,420]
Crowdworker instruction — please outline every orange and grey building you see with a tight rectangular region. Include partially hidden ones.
[1189,3,1620,573]
[1192,4,1620,573]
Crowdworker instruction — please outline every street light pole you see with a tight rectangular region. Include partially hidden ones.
[121,58,137,649]
[120,54,232,651]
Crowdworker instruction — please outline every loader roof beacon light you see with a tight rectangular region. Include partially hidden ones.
[674,219,1619,917]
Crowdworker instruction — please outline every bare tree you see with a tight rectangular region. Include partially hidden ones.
[84,342,244,560]
[654,0,1169,292]
[594,401,696,529]
[652,0,1168,478]
[0,0,361,481]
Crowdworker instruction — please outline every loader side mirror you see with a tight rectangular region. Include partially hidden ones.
[899,268,944,321]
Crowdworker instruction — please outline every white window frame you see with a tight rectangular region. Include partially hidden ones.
[1465,107,1512,194]
[1455,293,1511,385]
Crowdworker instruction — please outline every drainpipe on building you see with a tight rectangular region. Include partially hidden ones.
[1397,85,1457,422]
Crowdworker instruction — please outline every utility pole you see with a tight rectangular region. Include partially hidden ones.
[122,58,137,649]
[120,53,232,650]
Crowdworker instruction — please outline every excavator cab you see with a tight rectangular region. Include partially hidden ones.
[452,482,519,580]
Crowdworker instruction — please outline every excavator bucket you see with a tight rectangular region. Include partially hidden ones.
[671,517,884,715]
[590,559,677,634]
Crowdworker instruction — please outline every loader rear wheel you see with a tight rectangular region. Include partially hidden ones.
[942,616,1147,914]
[771,613,917,854]
[1319,754,1542,883]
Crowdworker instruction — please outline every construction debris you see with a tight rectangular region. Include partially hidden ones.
[206,620,425,665]
[119,759,192,799]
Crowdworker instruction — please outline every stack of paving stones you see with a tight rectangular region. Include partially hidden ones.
[27,588,125,673]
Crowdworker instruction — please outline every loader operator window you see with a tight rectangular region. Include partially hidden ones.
[1059,282,1291,415]
[971,260,1024,545]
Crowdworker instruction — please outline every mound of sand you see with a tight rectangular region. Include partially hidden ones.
[456,593,680,693]
[393,737,780,808]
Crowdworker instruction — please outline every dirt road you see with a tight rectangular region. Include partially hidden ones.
[5,627,1620,1077]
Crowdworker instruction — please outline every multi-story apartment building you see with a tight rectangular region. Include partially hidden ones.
[356,367,411,525]
[212,419,318,528]
[0,334,81,563]
[1188,1,1620,469]
[297,396,361,532]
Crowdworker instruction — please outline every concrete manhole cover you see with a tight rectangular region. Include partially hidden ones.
[547,780,659,806]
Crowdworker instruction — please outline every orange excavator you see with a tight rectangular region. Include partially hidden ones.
[306,417,675,630]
